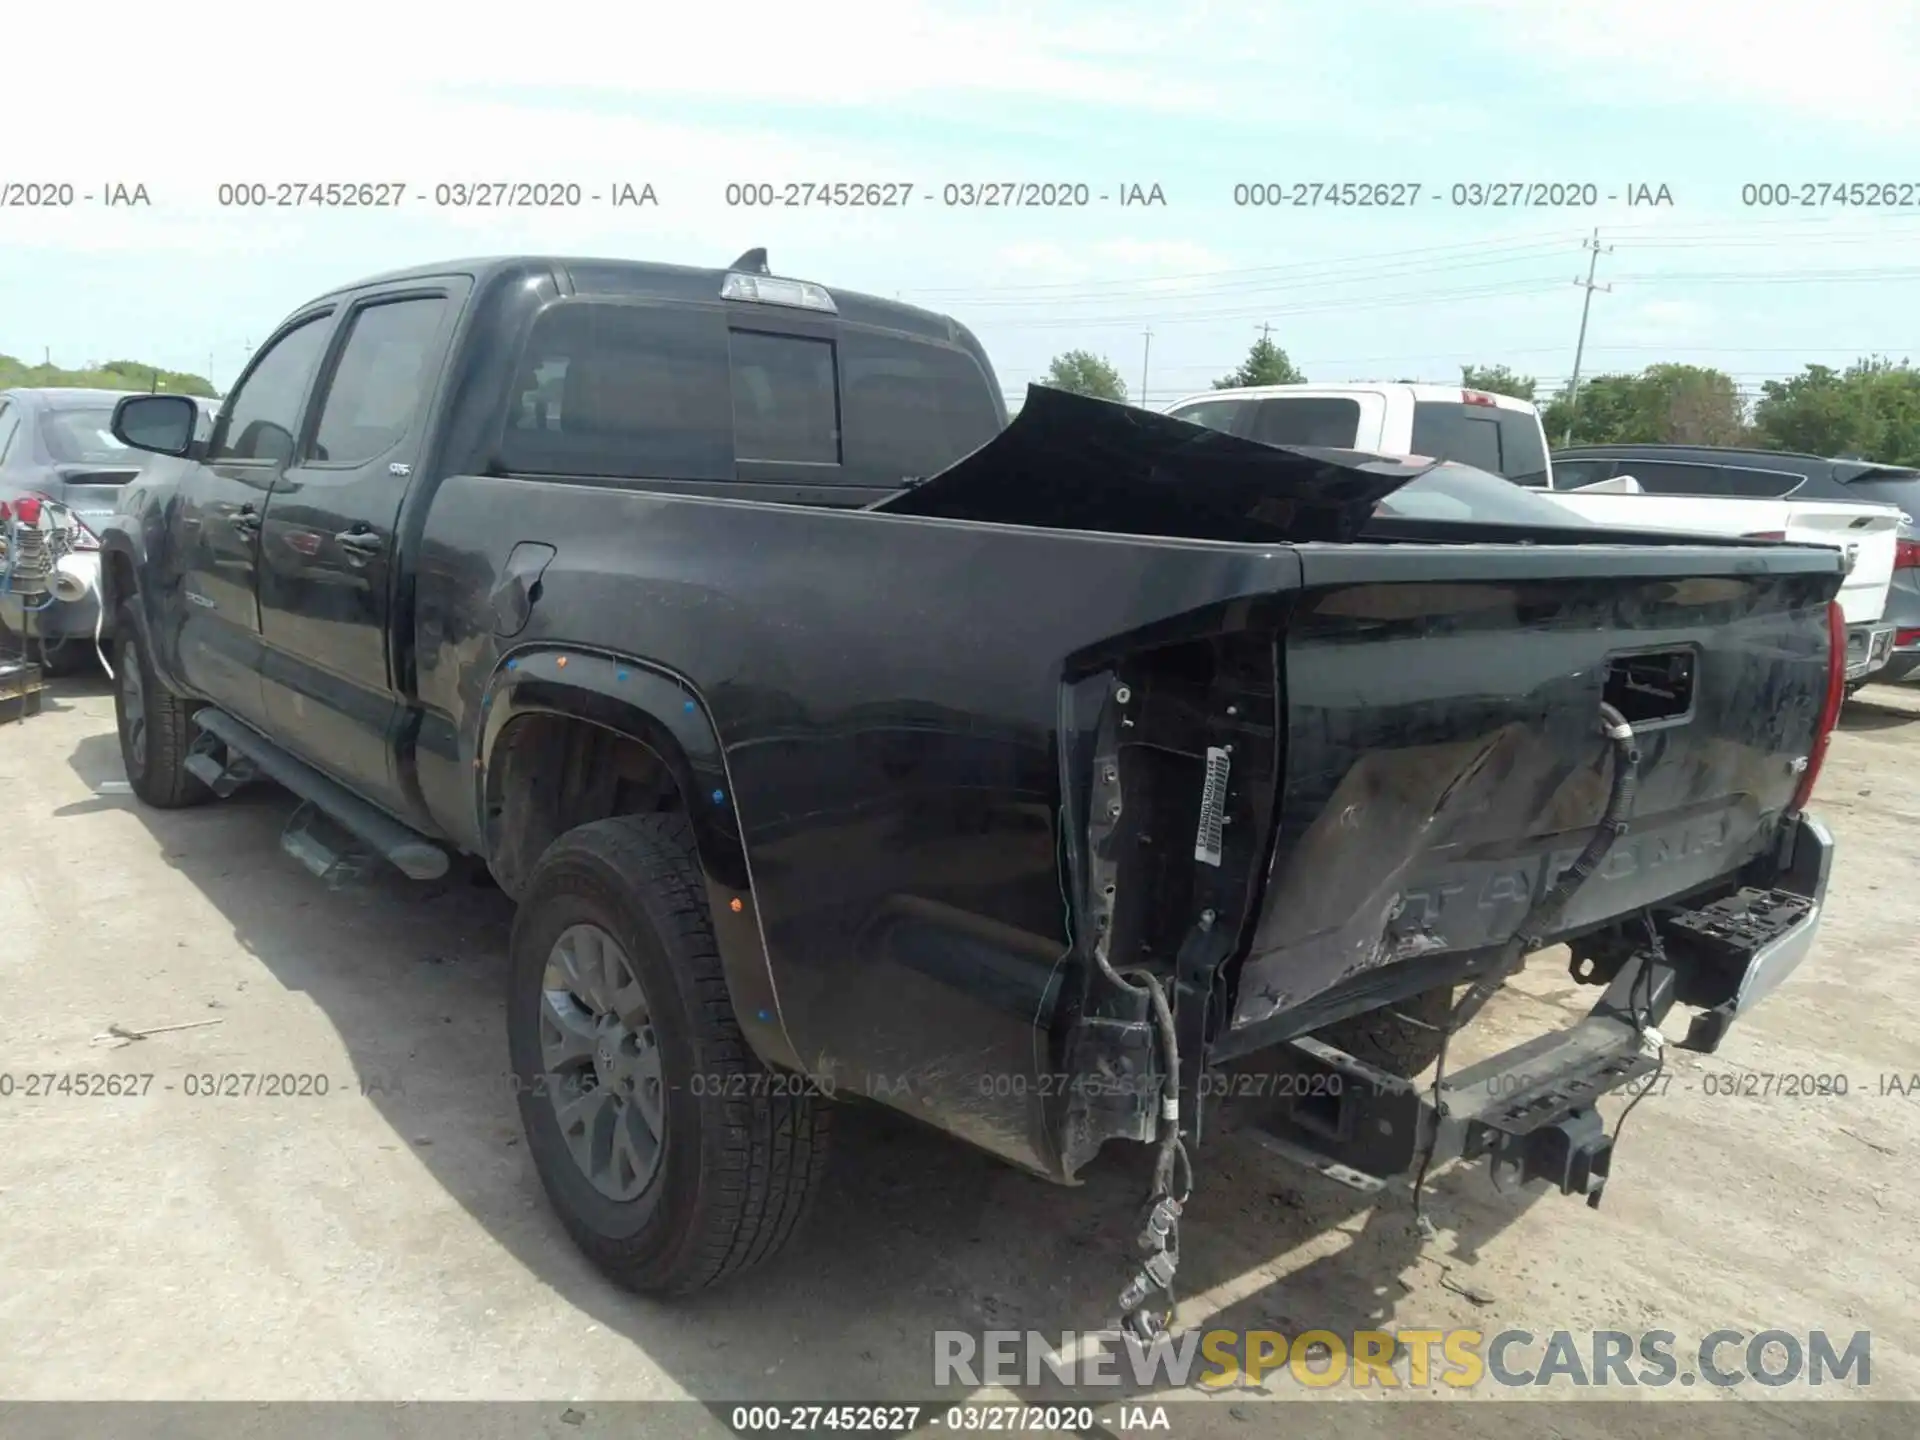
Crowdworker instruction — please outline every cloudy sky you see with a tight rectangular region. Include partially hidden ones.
[3,0,1917,408]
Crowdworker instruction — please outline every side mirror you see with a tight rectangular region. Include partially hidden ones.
[112,393,200,457]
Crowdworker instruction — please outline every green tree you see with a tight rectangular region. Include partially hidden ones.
[0,352,217,397]
[1460,364,1537,402]
[1214,333,1305,389]
[1042,349,1128,402]
[1651,364,1749,446]
[1752,357,1920,466]
[1541,372,1635,445]
[1540,364,1746,447]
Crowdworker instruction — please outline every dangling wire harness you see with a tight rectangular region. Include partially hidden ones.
[1112,967,1192,1341]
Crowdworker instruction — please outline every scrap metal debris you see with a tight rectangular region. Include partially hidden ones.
[1422,1256,1497,1307]
[91,1018,225,1048]
[1839,1126,1896,1156]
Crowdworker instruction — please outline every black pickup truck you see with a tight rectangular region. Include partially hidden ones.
[99,251,1844,1330]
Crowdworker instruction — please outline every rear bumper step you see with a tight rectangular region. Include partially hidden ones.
[1845,622,1895,680]
[1247,1004,1657,1206]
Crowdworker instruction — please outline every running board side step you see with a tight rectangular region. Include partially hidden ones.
[191,709,450,881]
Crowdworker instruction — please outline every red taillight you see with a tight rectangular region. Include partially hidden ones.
[1896,538,1920,571]
[1461,389,1498,407]
[1791,600,1847,813]
[1898,627,1920,649]
[1742,530,1787,541]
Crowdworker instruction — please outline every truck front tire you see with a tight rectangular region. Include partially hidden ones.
[507,812,830,1295]
[113,601,210,809]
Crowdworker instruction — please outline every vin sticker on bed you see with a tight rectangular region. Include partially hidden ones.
[1194,746,1230,867]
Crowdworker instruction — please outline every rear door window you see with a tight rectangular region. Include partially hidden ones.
[310,296,448,466]
[1247,397,1362,448]
[0,401,20,465]
[500,302,734,481]
[1410,402,1549,485]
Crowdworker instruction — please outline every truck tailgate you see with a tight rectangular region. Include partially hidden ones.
[1228,543,1840,1031]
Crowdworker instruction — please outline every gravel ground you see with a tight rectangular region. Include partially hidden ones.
[1,670,1914,1436]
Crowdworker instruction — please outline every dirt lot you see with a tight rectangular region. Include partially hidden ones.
[1,670,1915,1433]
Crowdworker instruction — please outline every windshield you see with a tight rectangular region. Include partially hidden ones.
[1374,461,1593,527]
[41,406,135,465]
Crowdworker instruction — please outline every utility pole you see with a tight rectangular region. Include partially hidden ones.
[1563,228,1613,444]
[1140,329,1152,407]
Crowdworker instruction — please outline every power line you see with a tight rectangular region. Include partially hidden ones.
[938,241,1578,309]
[1614,266,1920,284]
[963,260,1920,331]
[900,213,1920,306]
[902,231,1589,298]
[983,277,1571,330]
[996,345,1919,379]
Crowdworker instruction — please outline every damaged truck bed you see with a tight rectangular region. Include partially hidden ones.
[875,391,1839,1203]
[99,256,1843,1322]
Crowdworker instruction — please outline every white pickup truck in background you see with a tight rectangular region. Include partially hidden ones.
[1164,382,1906,682]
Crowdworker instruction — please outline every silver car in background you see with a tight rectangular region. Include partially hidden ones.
[1,387,219,671]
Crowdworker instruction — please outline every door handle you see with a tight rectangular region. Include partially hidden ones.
[335,528,383,559]
[229,506,260,534]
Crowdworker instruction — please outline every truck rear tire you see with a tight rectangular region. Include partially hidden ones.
[113,602,210,809]
[507,812,830,1295]
[1314,985,1455,1077]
